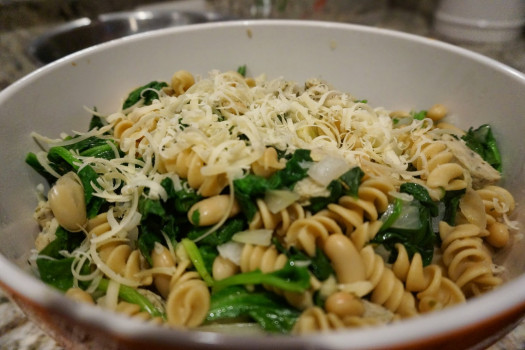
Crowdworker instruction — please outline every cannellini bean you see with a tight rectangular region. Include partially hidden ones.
[325,291,365,317]
[188,195,240,226]
[212,256,239,280]
[426,104,448,122]
[48,172,87,232]
[324,234,366,284]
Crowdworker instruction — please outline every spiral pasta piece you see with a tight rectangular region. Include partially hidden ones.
[115,112,160,156]
[476,185,515,221]
[392,244,465,313]
[457,189,488,229]
[292,307,346,333]
[330,176,393,224]
[284,211,343,257]
[151,244,210,327]
[292,305,384,334]
[360,245,418,317]
[475,185,515,248]
[115,301,164,325]
[411,141,453,174]
[165,269,210,328]
[347,221,383,251]
[326,175,392,246]
[171,70,195,96]
[98,240,153,286]
[86,212,112,237]
[240,243,288,273]
[251,147,286,178]
[159,148,228,197]
[113,119,135,140]
[411,140,468,191]
[240,243,314,310]
[439,222,502,296]
[249,198,307,236]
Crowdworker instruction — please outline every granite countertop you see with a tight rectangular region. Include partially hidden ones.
[1,2,525,349]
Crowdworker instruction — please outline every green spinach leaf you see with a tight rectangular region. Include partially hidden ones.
[462,124,502,171]
[213,262,310,293]
[122,81,168,109]
[234,149,312,220]
[36,227,86,291]
[137,178,202,265]
[372,184,437,265]
[308,167,364,213]
[207,286,300,333]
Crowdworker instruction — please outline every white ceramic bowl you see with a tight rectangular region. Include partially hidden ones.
[1,20,525,350]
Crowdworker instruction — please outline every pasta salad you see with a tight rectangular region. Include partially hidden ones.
[26,67,517,333]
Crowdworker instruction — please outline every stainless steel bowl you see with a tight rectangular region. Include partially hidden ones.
[27,10,231,65]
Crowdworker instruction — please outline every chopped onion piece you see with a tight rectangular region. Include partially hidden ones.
[217,241,244,265]
[232,229,273,246]
[264,189,300,214]
[307,156,351,186]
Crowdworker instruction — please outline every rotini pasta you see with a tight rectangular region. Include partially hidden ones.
[360,245,418,318]
[98,240,153,286]
[114,301,164,325]
[28,69,518,335]
[292,302,388,334]
[327,175,393,239]
[251,147,286,178]
[240,243,315,310]
[439,222,502,296]
[411,140,469,192]
[249,199,307,236]
[151,244,210,327]
[158,148,229,197]
[392,244,465,312]
[284,211,343,257]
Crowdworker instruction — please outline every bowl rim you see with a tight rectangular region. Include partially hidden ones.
[2,19,525,348]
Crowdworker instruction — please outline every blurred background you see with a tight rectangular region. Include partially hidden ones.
[1,1,525,349]
[1,0,525,90]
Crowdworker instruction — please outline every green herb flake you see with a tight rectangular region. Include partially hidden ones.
[411,110,427,120]
[237,65,247,77]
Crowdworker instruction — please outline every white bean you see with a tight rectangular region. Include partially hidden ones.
[48,172,87,232]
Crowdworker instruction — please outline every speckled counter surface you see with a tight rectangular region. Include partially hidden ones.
[1,2,525,349]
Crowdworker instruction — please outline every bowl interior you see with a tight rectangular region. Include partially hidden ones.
[2,20,525,348]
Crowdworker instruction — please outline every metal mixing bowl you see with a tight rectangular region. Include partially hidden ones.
[27,10,231,65]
